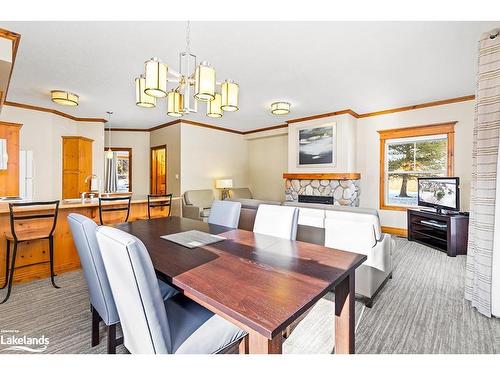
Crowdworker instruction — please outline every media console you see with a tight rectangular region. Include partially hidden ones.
[407,208,469,257]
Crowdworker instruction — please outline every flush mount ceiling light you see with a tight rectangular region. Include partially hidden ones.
[135,75,156,108]
[271,102,291,115]
[51,90,79,106]
[134,21,239,119]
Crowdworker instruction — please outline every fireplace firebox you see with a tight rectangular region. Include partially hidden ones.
[298,195,334,205]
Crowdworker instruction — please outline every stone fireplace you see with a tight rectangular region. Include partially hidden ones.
[283,173,361,207]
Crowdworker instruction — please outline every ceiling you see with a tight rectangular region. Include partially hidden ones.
[0,21,498,131]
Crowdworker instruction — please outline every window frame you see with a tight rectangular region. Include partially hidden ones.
[105,147,133,193]
[378,122,455,211]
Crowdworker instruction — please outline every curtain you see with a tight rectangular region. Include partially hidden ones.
[104,152,118,193]
[465,29,500,318]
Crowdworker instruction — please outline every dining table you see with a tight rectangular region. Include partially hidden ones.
[114,216,367,354]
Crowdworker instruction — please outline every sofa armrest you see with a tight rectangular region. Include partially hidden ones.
[182,205,201,221]
[372,233,393,274]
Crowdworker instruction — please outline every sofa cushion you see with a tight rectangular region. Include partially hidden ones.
[184,190,214,209]
[229,188,253,199]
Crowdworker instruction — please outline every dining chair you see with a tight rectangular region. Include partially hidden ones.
[67,213,178,353]
[147,193,173,219]
[207,200,242,228]
[1,201,60,304]
[98,196,132,225]
[253,204,299,240]
[95,226,247,354]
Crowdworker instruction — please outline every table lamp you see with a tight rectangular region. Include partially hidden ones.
[215,179,233,200]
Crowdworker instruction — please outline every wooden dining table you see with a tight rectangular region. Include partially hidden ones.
[115,216,366,354]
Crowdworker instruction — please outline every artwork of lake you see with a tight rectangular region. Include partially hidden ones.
[298,125,334,165]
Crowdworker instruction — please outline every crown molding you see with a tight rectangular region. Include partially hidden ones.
[4,101,107,123]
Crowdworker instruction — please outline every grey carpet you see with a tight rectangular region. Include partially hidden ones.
[0,238,499,354]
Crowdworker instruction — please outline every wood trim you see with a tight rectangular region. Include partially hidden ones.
[149,119,182,131]
[180,119,243,135]
[61,135,94,142]
[0,28,21,107]
[379,122,456,211]
[106,147,133,193]
[109,128,150,132]
[381,226,408,237]
[242,123,288,135]
[150,144,167,195]
[0,121,22,128]
[283,173,361,180]
[287,109,360,123]
[359,95,475,118]
[3,101,107,123]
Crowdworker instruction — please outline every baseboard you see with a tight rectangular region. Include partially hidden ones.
[381,226,408,238]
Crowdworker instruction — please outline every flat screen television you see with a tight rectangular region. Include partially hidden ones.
[417,177,460,213]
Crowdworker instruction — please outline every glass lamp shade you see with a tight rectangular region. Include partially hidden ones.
[194,61,216,101]
[135,76,156,108]
[51,90,79,106]
[105,149,114,159]
[271,102,291,115]
[221,80,239,112]
[206,93,223,118]
[167,91,184,117]
[215,179,233,189]
[145,58,168,98]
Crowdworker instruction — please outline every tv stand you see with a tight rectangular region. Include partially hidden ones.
[407,209,469,257]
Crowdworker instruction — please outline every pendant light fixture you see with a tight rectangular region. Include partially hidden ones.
[51,90,79,106]
[144,58,168,98]
[271,102,291,115]
[134,21,239,119]
[206,93,222,118]
[135,75,156,108]
[221,80,239,112]
[167,90,184,117]
[105,111,114,159]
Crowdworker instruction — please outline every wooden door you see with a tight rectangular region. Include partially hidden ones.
[150,145,166,195]
[0,122,22,197]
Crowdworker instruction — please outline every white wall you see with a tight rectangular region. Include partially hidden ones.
[357,100,474,228]
[0,105,104,200]
[287,114,357,173]
[180,124,249,198]
[105,130,150,195]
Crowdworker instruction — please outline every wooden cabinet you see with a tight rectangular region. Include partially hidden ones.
[62,136,93,199]
[0,121,22,197]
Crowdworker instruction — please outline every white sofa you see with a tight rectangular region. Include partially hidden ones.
[284,202,394,307]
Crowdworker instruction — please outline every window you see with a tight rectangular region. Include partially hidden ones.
[105,147,132,192]
[378,123,455,210]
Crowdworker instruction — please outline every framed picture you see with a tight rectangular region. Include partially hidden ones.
[297,123,336,167]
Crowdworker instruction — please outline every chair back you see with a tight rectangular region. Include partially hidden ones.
[98,196,132,225]
[183,189,214,209]
[228,187,253,199]
[208,200,241,228]
[253,204,299,240]
[8,201,59,241]
[147,194,172,219]
[96,226,171,354]
[67,213,119,325]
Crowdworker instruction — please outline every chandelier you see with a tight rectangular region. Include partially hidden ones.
[134,22,239,118]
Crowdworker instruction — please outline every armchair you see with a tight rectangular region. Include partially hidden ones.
[182,189,215,221]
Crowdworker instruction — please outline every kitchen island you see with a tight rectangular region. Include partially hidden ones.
[0,195,180,285]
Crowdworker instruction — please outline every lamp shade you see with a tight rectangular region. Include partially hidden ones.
[206,93,222,118]
[51,90,79,106]
[221,80,239,112]
[271,102,291,115]
[194,61,216,101]
[145,58,168,98]
[135,75,156,108]
[215,179,233,189]
[166,90,184,117]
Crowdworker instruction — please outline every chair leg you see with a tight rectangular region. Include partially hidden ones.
[107,323,117,354]
[0,241,17,304]
[91,306,100,347]
[1,239,10,289]
[48,236,60,289]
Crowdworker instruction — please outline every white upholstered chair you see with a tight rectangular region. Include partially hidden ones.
[208,200,241,228]
[253,204,299,240]
[95,226,247,354]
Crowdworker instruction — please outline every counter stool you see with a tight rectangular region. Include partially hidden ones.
[98,196,131,225]
[1,200,60,304]
[147,193,173,219]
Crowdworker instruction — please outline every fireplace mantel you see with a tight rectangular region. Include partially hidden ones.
[282,173,361,180]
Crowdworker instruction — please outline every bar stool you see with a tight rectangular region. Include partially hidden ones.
[147,193,173,219]
[1,200,60,304]
[98,196,132,225]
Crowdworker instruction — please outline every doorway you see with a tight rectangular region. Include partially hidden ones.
[150,145,167,194]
